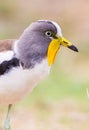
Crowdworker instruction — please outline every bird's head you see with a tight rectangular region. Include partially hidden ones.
[17,20,78,68]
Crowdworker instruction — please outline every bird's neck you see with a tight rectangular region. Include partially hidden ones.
[14,40,47,69]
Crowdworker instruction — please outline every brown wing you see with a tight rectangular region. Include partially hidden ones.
[0,39,17,52]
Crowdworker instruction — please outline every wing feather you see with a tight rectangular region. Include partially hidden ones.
[0,39,16,52]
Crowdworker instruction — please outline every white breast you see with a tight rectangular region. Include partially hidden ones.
[0,59,50,105]
[0,51,14,64]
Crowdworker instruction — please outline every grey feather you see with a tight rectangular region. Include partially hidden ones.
[16,21,57,68]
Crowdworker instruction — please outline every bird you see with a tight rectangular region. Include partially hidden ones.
[0,20,78,130]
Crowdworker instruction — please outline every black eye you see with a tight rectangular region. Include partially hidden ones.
[45,31,52,37]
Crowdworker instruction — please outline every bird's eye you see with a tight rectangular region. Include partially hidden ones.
[45,31,52,37]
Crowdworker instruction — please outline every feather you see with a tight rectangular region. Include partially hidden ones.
[0,39,16,52]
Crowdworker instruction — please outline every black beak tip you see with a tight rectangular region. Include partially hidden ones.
[68,45,78,52]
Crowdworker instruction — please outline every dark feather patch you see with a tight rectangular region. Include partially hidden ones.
[0,58,19,75]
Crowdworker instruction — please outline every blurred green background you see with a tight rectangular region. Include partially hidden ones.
[0,0,89,130]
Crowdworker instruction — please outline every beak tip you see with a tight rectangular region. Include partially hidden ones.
[74,48,79,52]
[68,45,79,52]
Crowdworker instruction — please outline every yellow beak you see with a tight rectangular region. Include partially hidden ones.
[47,36,78,66]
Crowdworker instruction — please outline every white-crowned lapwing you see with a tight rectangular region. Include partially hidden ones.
[0,20,78,130]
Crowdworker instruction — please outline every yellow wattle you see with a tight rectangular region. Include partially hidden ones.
[47,39,60,66]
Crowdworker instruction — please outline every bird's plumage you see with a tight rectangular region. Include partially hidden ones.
[0,20,58,104]
[0,58,50,104]
[16,21,60,68]
[0,20,78,105]
[0,39,16,52]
